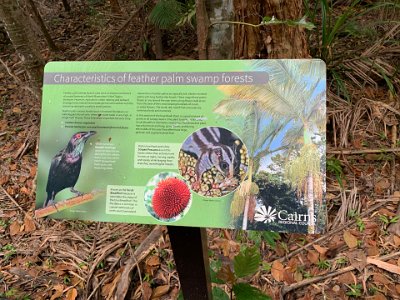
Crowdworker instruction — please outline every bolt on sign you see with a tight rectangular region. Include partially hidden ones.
[35,60,326,234]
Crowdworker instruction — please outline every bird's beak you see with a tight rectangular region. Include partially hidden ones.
[83,131,96,140]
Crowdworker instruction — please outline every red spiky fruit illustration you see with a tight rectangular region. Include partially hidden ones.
[152,177,191,219]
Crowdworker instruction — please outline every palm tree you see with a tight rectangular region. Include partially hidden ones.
[214,96,290,230]
[216,60,326,233]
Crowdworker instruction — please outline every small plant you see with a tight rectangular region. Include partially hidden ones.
[0,219,8,229]
[166,260,175,270]
[262,262,272,272]
[378,132,387,140]
[317,259,331,270]
[348,211,365,232]
[346,284,362,297]
[336,257,348,266]
[326,157,344,188]
[379,215,399,227]
[210,246,271,299]
[247,231,281,248]
[63,276,71,285]
[2,244,16,261]
[96,261,105,269]
[0,288,17,298]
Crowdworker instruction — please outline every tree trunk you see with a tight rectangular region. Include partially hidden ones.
[234,0,261,58]
[0,0,44,99]
[206,0,234,59]
[61,0,71,12]
[306,173,315,233]
[195,0,209,59]
[263,0,309,58]
[26,0,58,51]
[234,0,309,58]
[154,26,163,59]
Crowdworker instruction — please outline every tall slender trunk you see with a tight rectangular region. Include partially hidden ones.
[0,0,44,99]
[304,125,315,233]
[26,0,58,51]
[206,0,234,59]
[242,161,253,230]
[195,0,209,59]
[306,173,315,233]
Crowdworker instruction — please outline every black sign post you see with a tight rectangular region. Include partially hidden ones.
[167,226,212,300]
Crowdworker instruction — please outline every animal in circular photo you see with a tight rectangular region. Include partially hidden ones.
[178,127,248,197]
[144,172,192,222]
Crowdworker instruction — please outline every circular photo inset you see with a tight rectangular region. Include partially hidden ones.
[178,127,248,197]
[144,172,192,222]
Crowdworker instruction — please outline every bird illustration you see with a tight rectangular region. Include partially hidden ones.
[43,131,96,208]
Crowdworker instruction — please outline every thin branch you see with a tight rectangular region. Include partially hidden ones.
[327,147,400,154]
[34,190,105,218]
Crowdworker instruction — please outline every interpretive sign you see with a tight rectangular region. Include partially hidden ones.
[35,60,326,233]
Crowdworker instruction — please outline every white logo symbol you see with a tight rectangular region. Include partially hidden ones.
[254,205,277,223]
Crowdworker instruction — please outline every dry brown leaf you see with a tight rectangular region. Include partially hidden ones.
[287,258,298,273]
[50,285,64,300]
[378,208,396,217]
[370,293,387,300]
[366,246,380,256]
[146,255,160,267]
[141,282,152,300]
[151,285,169,298]
[271,260,284,282]
[66,288,78,300]
[343,231,358,249]
[393,235,400,247]
[217,265,235,284]
[313,244,329,256]
[12,107,21,114]
[337,271,356,284]
[283,270,295,284]
[294,271,303,282]
[9,221,20,236]
[347,250,367,272]
[367,257,400,275]
[101,271,121,297]
[394,191,400,197]
[373,273,391,285]
[307,250,319,264]
[23,215,35,232]
[395,284,400,294]
[214,238,240,258]
[30,166,37,177]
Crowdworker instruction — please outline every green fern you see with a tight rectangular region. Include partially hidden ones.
[149,0,184,29]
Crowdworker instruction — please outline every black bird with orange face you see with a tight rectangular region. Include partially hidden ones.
[43,131,96,208]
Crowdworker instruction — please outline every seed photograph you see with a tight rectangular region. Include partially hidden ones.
[144,172,192,222]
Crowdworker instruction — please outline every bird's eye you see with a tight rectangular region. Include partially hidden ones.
[220,161,229,171]
[75,133,82,139]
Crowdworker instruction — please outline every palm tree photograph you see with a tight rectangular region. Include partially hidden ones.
[214,60,326,233]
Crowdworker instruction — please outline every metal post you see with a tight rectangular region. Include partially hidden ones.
[167,226,212,300]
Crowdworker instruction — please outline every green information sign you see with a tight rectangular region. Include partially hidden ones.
[35,60,326,233]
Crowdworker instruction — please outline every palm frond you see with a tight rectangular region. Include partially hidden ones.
[149,0,184,29]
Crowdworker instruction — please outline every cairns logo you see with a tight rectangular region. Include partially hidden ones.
[254,206,277,223]
[254,205,316,225]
